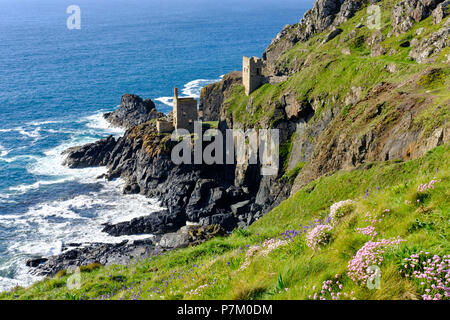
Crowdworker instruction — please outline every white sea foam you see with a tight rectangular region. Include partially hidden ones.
[0,143,9,157]
[181,78,219,98]
[27,120,64,126]
[17,126,41,139]
[156,76,222,108]
[0,126,41,140]
[0,177,163,291]
[0,110,165,292]
[82,111,125,136]
[155,96,174,108]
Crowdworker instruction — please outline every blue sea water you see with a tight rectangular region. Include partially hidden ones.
[0,0,311,291]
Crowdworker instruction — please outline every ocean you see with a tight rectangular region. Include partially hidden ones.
[0,0,311,291]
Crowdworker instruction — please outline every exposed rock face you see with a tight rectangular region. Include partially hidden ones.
[366,31,387,57]
[391,0,445,35]
[102,210,184,236]
[409,20,449,63]
[27,240,159,276]
[263,0,369,74]
[433,1,449,23]
[199,71,242,121]
[61,117,278,233]
[291,76,449,194]
[104,94,164,129]
[62,135,116,168]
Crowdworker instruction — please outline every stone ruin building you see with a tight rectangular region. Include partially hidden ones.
[157,87,198,133]
[242,56,265,96]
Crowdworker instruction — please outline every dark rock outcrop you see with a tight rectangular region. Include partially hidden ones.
[27,240,159,277]
[104,94,164,129]
[62,135,117,168]
[101,210,184,236]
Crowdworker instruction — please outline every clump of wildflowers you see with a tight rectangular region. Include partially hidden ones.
[417,178,441,193]
[329,200,355,224]
[356,209,385,239]
[185,282,210,296]
[310,276,345,300]
[240,238,288,270]
[306,224,333,251]
[400,252,449,300]
[347,237,404,284]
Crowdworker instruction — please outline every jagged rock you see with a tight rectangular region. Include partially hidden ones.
[26,258,48,268]
[371,44,387,57]
[157,231,191,249]
[263,0,344,71]
[230,200,251,215]
[62,135,116,168]
[410,38,420,46]
[27,240,158,277]
[323,28,343,42]
[366,31,387,57]
[433,0,449,23]
[279,93,315,120]
[334,0,364,25]
[200,214,238,231]
[409,22,449,63]
[101,210,184,236]
[392,0,444,35]
[104,94,164,129]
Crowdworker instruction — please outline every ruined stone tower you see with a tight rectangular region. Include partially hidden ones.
[173,88,198,132]
[243,56,264,96]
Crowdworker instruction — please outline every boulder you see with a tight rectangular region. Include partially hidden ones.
[101,210,185,236]
[62,135,116,168]
[104,94,164,129]
[27,240,157,277]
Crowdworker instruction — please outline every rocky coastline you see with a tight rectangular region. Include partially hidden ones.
[27,91,288,276]
[26,0,449,277]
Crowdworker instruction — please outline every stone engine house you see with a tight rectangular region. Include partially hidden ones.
[157,88,198,133]
[243,56,264,96]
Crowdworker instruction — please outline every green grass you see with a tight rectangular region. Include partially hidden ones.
[2,144,448,300]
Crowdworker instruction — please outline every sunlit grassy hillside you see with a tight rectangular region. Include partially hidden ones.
[2,144,448,300]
